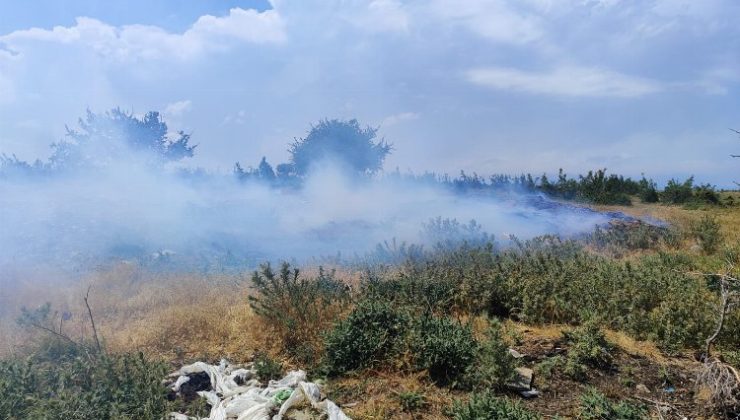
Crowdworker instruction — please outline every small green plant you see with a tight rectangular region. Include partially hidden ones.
[466,318,516,389]
[249,263,349,360]
[692,215,722,254]
[323,300,410,375]
[450,392,542,420]
[563,321,613,381]
[254,352,283,383]
[534,355,564,383]
[411,315,477,385]
[0,352,175,420]
[577,388,647,420]
[397,390,426,412]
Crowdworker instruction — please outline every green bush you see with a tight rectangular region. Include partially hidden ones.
[383,236,717,356]
[249,262,349,360]
[648,286,717,354]
[397,390,426,412]
[562,321,613,381]
[0,353,173,420]
[692,184,721,206]
[450,393,542,420]
[411,315,477,385]
[578,388,647,420]
[253,352,283,383]
[586,222,678,254]
[691,215,722,254]
[465,319,516,389]
[323,300,410,375]
[662,177,695,204]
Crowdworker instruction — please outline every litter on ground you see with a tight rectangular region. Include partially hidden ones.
[166,359,350,420]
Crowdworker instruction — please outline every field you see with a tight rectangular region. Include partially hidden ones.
[1,196,739,419]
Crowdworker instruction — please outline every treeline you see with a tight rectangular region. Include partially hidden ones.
[1,108,731,208]
[401,169,729,207]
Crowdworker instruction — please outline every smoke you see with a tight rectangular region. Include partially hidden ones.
[0,111,626,279]
[0,154,615,277]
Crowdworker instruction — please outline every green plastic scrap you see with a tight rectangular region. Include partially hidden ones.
[273,388,293,405]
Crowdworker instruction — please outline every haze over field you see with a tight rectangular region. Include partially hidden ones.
[0,113,615,274]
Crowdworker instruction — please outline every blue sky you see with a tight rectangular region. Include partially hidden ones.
[0,0,738,186]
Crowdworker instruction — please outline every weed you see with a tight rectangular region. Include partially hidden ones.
[397,390,426,412]
[0,352,176,420]
[534,355,564,383]
[411,314,477,385]
[577,388,648,420]
[323,300,410,375]
[563,321,614,381]
[249,263,349,362]
[466,318,516,389]
[254,352,283,383]
[449,392,542,420]
[692,215,722,254]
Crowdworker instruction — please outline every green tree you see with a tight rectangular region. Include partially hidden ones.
[288,119,391,176]
[50,108,195,170]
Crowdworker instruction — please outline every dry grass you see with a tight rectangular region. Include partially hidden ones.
[327,370,458,419]
[595,201,740,248]
[1,201,736,418]
[0,263,262,362]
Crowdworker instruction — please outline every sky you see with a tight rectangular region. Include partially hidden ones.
[0,0,738,187]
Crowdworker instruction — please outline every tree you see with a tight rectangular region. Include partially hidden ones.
[288,119,391,176]
[50,108,195,171]
[258,157,276,181]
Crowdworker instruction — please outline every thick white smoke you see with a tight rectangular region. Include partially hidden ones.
[0,155,613,277]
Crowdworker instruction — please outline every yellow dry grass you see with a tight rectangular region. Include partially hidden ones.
[0,263,262,362]
[329,370,457,420]
[594,201,740,247]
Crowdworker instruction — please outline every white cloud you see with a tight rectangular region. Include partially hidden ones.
[0,7,286,61]
[466,66,662,98]
[164,100,192,118]
[366,0,409,33]
[430,0,543,45]
[382,111,419,126]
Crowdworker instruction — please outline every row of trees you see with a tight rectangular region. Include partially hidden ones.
[0,110,392,182]
[0,108,732,207]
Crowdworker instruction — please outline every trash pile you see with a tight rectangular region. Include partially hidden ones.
[166,359,350,420]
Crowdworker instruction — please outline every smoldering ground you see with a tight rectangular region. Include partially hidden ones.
[0,161,616,275]
[0,112,618,280]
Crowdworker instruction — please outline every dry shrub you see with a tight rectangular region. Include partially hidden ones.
[249,263,352,364]
[695,358,740,414]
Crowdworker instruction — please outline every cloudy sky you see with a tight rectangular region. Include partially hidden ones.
[0,0,738,186]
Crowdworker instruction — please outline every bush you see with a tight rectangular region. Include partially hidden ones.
[0,353,173,420]
[662,177,695,204]
[253,352,283,383]
[323,300,410,375]
[563,321,614,381]
[586,221,678,254]
[411,315,477,385]
[692,215,722,254]
[692,184,721,205]
[638,177,660,203]
[465,319,516,389]
[249,263,349,362]
[578,388,647,420]
[450,393,542,420]
[397,390,426,412]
